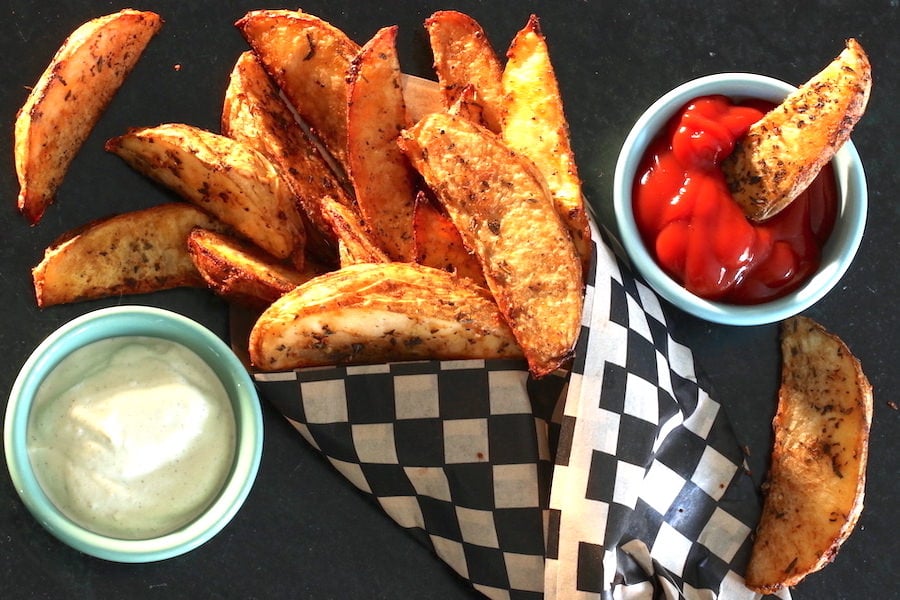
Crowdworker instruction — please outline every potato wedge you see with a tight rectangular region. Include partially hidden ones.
[425,10,505,133]
[502,15,592,272]
[106,123,306,265]
[15,9,162,224]
[221,50,349,262]
[399,112,583,378]
[235,9,360,172]
[319,195,390,267]
[33,203,222,308]
[249,262,522,371]
[188,228,316,310]
[724,39,872,221]
[745,316,873,593]
[413,192,487,287]
[346,26,417,261]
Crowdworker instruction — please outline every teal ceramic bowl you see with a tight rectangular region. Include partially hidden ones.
[4,306,262,562]
[613,73,867,326]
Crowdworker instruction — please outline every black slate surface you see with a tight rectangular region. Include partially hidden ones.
[1,1,896,598]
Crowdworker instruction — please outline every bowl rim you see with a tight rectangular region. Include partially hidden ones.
[613,72,868,326]
[3,305,263,562]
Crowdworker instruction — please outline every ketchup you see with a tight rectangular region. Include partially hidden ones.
[633,95,837,304]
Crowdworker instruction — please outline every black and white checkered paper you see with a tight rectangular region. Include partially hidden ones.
[252,221,782,600]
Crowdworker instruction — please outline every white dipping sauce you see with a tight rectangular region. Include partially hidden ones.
[26,336,236,540]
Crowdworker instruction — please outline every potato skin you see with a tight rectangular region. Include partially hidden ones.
[745,316,873,593]
[15,10,162,224]
[249,262,522,371]
[724,39,872,222]
[346,26,417,262]
[33,203,223,308]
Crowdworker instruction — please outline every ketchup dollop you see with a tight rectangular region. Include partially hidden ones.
[633,95,837,304]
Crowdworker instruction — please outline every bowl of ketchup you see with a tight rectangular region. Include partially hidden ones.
[613,73,867,326]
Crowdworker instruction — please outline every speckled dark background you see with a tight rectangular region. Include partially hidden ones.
[1,2,896,598]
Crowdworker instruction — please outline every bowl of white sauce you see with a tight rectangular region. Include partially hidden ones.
[4,306,263,562]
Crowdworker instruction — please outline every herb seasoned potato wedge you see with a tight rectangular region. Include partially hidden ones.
[33,203,223,308]
[319,196,390,267]
[745,316,873,594]
[502,15,592,272]
[399,112,583,378]
[346,26,417,262]
[188,228,316,310]
[425,10,505,133]
[15,9,162,224]
[249,262,522,371]
[106,123,306,265]
[724,39,872,222]
[235,9,360,172]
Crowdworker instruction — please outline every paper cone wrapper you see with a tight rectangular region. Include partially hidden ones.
[249,220,784,600]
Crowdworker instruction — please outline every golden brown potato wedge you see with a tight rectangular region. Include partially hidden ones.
[319,195,390,267]
[399,112,583,378]
[425,10,505,133]
[106,123,306,265]
[745,316,873,594]
[14,9,162,224]
[221,50,349,262]
[413,192,486,287]
[724,39,872,222]
[346,26,417,262]
[33,203,222,308]
[249,262,522,371]
[501,15,592,272]
[188,228,316,310]
[235,9,360,172]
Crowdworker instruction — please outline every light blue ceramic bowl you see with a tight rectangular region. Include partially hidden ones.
[613,73,867,326]
[4,306,262,562]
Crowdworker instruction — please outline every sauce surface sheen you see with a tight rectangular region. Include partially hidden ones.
[27,336,236,540]
[634,94,837,304]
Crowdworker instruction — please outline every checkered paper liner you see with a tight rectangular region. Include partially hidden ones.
[251,220,782,600]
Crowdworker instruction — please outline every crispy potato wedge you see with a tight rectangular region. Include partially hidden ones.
[724,39,872,222]
[319,195,390,267]
[188,228,316,310]
[399,112,583,378]
[249,262,522,371]
[15,9,162,224]
[346,26,417,261]
[425,10,503,133]
[221,50,349,262]
[745,316,873,593]
[33,203,222,308]
[502,15,592,272]
[106,123,306,265]
[235,9,360,172]
[425,10,505,133]
[413,192,487,287]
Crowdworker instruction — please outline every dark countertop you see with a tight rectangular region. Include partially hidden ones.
[1,1,896,598]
